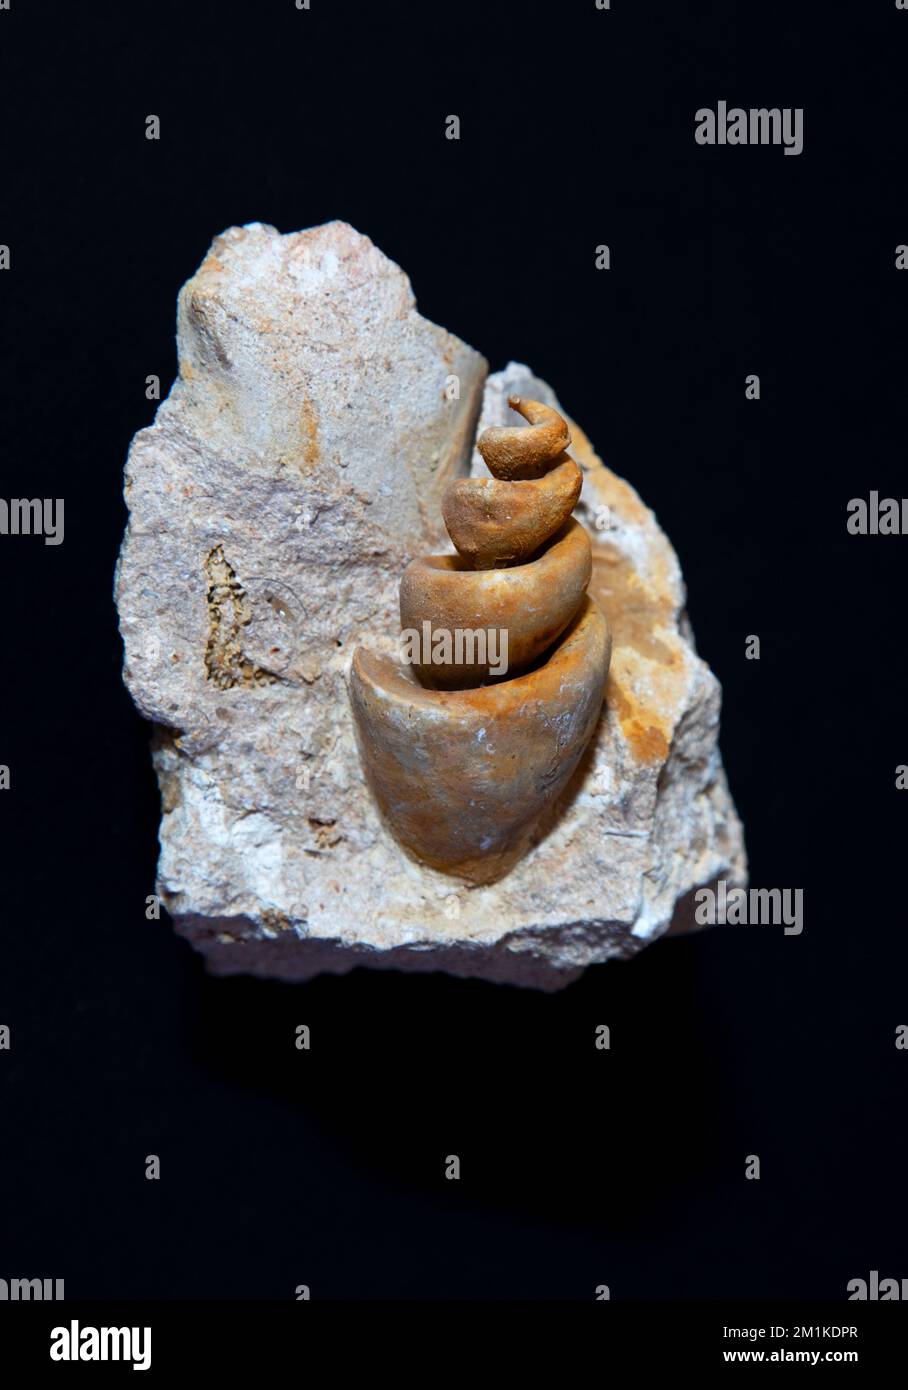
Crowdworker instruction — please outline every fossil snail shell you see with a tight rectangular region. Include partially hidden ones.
[399,519,592,689]
[350,396,612,885]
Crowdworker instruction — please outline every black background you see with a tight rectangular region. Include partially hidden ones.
[0,0,906,1300]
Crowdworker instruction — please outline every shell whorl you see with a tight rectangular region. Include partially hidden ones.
[475,396,572,479]
[349,393,612,886]
[401,396,590,689]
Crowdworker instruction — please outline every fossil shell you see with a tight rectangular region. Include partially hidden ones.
[350,395,612,882]
[443,456,582,569]
[350,599,611,885]
[476,396,571,479]
[399,518,592,688]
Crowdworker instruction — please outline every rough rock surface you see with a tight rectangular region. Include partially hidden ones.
[115,220,747,990]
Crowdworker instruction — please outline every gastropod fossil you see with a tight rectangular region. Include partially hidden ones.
[350,396,612,885]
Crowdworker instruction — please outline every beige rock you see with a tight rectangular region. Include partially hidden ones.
[114,222,747,991]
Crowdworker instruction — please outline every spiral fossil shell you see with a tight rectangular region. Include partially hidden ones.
[399,519,592,688]
[350,395,612,884]
[443,455,582,569]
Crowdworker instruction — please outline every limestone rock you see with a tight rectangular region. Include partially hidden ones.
[115,222,746,990]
